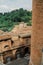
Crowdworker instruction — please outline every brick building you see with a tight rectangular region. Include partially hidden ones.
[0,23,31,64]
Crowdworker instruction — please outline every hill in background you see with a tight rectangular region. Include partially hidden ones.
[0,8,32,32]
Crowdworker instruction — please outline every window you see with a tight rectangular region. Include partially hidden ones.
[11,40,14,45]
[4,45,9,48]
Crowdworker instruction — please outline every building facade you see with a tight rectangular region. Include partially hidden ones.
[0,23,31,64]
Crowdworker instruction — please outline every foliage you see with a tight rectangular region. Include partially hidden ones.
[0,8,32,31]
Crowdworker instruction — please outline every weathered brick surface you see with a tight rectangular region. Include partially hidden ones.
[30,0,43,65]
[11,22,32,35]
[0,23,31,64]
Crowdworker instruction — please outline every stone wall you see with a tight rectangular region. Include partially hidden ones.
[0,23,31,64]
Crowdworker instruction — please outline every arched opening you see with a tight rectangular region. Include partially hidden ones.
[6,56,12,63]
[3,51,13,64]
[15,47,30,59]
[24,47,30,56]
[15,47,25,59]
[15,48,21,59]
[23,47,30,61]
[4,45,9,48]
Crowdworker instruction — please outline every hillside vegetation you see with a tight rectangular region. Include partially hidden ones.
[0,8,32,31]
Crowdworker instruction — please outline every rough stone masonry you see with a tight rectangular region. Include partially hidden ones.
[29,0,43,65]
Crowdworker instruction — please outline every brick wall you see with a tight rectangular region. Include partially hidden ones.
[29,0,43,65]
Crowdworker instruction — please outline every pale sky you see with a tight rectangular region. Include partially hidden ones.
[0,0,32,13]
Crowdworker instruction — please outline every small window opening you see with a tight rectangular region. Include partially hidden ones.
[4,45,9,48]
